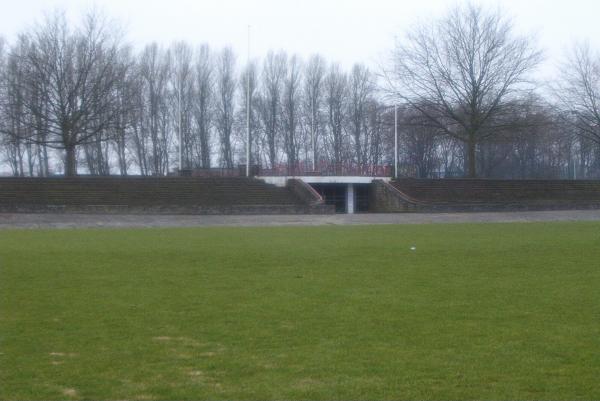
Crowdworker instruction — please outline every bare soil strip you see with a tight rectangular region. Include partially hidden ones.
[2,210,600,229]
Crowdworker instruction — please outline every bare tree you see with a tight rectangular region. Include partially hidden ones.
[171,41,194,170]
[136,43,172,175]
[215,47,236,168]
[111,46,136,175]
[0,36,9,171]
[365,100,385,168]
[556,43,600,148]
[304,54,326,168]
[325,64,347,167]
[347,64,373,166]
[282,54,302,171]
[129,50,151,175]
[1,34,52,177]
[192,44,214,168]
[9,11,128,176]
[238,61,259,167]
[399,105,442,178]
[0,35,27,175]
[257,51,286,168]
[386,2,542,177]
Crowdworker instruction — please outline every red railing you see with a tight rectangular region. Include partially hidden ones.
[184,162,392,177]
[187,168,246,177]
[260,162,392,177]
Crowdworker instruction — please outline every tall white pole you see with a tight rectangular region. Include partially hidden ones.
[394,104,398,179]
[178,80,182,172]
[311,101,316,171]
[246,25,251,177]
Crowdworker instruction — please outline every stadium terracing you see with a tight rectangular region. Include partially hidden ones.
[2,163,600,214]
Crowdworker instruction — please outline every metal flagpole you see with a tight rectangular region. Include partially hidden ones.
[394,104,398,179]
[246,25,251,177]
[311,101,316,171]
[178,79,182,173]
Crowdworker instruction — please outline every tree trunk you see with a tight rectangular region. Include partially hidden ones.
[41,144,49,176]
[65,145,77,176]
[200,128,211,168]
[17,142,24,177]
[467,138,477,178]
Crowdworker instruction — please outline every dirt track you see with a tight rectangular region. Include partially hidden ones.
[2,210,600,229]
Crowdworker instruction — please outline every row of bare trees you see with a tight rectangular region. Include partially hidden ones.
[396,100,598,179]
[384,3,600,178]
[2,4,600,178]
[0,11,390,176]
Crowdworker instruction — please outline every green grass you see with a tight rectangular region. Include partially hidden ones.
[1,222,600,400]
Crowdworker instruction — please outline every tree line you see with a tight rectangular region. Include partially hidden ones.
[1,4,600,178]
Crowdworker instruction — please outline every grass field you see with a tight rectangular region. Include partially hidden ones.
[1,222,600,400]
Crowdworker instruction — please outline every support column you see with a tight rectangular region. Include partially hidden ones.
[346,183,355,214]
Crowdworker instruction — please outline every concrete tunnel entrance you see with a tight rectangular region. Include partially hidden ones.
[309,183,371,214]
[258,176,391,214]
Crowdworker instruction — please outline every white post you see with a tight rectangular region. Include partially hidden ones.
[178,80,182,172]
[311,101,316,171]
[346,183,355,214]
[394,104,398,179]
[246,25,251,177]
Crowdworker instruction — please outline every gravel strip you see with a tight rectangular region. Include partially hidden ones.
[2,210,600,229]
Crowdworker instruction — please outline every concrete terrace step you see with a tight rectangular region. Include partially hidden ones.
[389,178,600,211]
[0,177,322,214]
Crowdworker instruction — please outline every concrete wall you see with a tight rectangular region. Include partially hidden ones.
[375,179,600,213]
[0,177,334,215]
[369,180,419,213]
[286,179,335,214]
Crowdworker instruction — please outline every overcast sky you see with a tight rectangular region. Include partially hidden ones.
[1,0,600,78]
